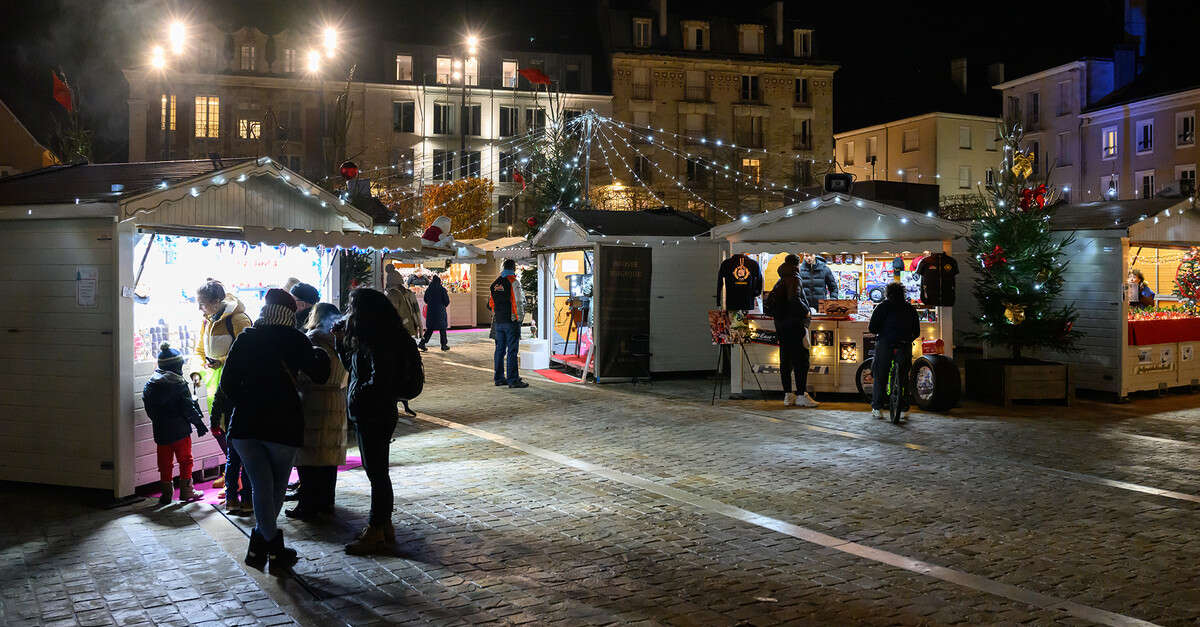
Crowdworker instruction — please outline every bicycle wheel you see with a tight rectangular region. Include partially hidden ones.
[855,358,874,403]
[889,356,903,424]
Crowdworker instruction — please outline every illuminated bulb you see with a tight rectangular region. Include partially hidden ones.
[323,27,337,56]
[150,45,166,69]
[168,21,185,54]
[307,49,321,72]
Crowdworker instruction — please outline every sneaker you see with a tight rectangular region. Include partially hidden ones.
[797,393,821,408]
[783,392,797,406]
[211,475,226,490]
[508,380,529,389]
[871,408,883,419]
[494,381,507,386]
[440,345,450,351]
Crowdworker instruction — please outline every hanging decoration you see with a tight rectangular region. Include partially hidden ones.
[1003,303,1026,325]
[981,245,1007,269]
[1011,151,1034,179]
[1019,184,1048,211]
[340,160,359,180]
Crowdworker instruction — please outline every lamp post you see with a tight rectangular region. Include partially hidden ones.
[151,19,187,160]
[460,35,478,179]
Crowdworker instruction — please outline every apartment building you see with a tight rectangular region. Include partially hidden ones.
[993,58,1121,202]
[834,112,1002,202]
[603,0,837,222]
[124,22,610,234]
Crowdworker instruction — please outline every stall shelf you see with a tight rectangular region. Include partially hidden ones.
[712,194,968,397]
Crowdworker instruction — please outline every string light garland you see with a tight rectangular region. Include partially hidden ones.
[597,125,735,220]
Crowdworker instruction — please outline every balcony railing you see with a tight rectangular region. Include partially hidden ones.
[793,135,812,151]
[631,83,652,100]
[685,85,707,101]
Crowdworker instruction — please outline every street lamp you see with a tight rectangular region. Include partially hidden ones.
[150,45,166,69]
[323,27,337,58]
[306,49,321,73]
[168,20,186,55]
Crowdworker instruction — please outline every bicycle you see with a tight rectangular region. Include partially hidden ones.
[884,345,907,424]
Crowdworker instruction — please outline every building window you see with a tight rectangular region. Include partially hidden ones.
[240,44,255,71]
[1056,131,1072,166]
[685,113,705,137]
[902,128,919,152]
[499,152,514,182]
[1102,125,1118,159]
[794,119,811,150]
[794,29,813,57]
[632,67,651,100]
[498,195,515,224]
[563,109,583,127]
[1176,164,1196,195]
[843,140,855,166]
[395,54,412,81]
[1029,141,1040,175]
[502,60,518,88]
[794,160,812,186]
[433,150,454,180]
[634,155,652,181]
[463,151,481,178]
[686,158,704,183]
[736,116,764,148]
[904,168,920,183]
[794,78,809,105]
[1101,174,1119,198]
[564,64,581,91]
[461,104,482,136]
[433,103,453,135]
[866,136,878,161]
[632,110,650,130]
[1137,170,1156,198]
[959,125,971,149]
[985,168,996,185]
[1026,92,1039,127]
[392,101,414,133]
[1177,111,1195,147]
[283,49,296,73]
[1136,119,1154,154]
[159,94,175,131]
[463,57,479,86]
[685,71,706,101]
[740,75,759,101]
[436,56,452,84]
[683,21,709,51]
[526,108,546,131]
[237,119,261,140]
[1056,80,1070,116]
[633,18,652,48]
[499,106,518,137]
[741,158,761,183]
[986,130,999,151]
[194,96,219,138]
[1007,96,1021,122]
[738,24,764,54]
[958,165,971,189]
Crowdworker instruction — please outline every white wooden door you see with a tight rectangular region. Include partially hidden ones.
[649,244,720,372]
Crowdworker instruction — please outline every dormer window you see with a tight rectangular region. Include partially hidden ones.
[738,24,764,54]
[794,29,813,57]
[683,21,709,51]
[240,44,255,71]
[633,18,652,48]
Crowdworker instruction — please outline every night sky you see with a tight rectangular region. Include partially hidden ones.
[0,0,1192,164]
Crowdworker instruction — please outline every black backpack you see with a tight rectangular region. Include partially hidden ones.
[393,329,424,416]
[764,282,786,317]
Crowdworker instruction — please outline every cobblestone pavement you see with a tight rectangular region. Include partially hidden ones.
[2,331,1198,626]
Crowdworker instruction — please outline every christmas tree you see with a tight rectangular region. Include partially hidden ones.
[965,122,1082,359]
[1174,247,1200,306]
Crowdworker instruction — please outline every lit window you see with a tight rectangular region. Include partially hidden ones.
[633,18,652,48]
[395,54,412,81]
[237,119,261,140]
[240,44,255,71]
[738,24,764,54]
[1102,126,1118,159]
[741,158,761,183]
[159,94,175,131]
[793,29,813,57]
[194,96,219,138]
[436,56,452,84]
[463,57,479,86]
[283,49,296,73]
[502,60,518,88]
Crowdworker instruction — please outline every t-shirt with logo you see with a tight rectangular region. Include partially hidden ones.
[916,253,959,306]
[718,254,763,311]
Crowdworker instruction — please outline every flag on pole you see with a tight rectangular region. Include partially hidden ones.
[52,71,73,112]
[517,68,552,86]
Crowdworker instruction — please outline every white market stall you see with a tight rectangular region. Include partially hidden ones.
[531,208,718,381]
[712,193,967,407]
[382,239,485,329]
[0,157,426,497]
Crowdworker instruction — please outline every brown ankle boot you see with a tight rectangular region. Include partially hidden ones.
[158,480,173,506]
[345,523,393,555]
[179,478,203,502]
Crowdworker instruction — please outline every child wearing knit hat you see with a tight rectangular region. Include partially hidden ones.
[143,343,209,505]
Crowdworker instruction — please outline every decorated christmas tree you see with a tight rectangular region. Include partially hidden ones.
[965,122,1082,359]
[1174,247,1200,306]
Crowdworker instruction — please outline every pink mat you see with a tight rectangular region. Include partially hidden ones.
[188,454,362,506]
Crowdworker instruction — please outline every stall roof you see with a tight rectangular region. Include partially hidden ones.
[1049,198,1189,231]
[0,159,254,205]
[493,239,534,262]
[461,236,527,252]
[711,193,968,252]
[558,208,712,237]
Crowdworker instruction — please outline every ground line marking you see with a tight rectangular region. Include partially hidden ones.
[415,411,1161,627]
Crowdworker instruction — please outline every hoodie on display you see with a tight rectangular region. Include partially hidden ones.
[798,257,839,303]
[717,254,763,310]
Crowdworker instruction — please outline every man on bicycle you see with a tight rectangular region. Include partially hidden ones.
[868,282,920,419]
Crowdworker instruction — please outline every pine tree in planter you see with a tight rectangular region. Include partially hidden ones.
[965,123,1082,403]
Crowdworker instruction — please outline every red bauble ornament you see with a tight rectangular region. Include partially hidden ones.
[982,245,1007,269]
[525,216,537,227]
[1034,183,1047,209]
[340,160,359,180]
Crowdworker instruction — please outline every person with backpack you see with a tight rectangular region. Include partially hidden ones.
[489,259,529,389]
[766,254,818,408]
[218,289,331,573]
[335,287,422,555]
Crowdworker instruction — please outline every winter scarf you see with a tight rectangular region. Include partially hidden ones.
[256,303,296,328]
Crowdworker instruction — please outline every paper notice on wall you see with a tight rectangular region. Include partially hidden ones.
[76,266,98,308]
[562,259,580,273]
[1183,345,1194,362]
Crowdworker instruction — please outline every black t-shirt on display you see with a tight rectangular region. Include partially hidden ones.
[916,253,959,306]
[717,254,763,311]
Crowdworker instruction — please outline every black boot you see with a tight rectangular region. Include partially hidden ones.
[267,530,299,575]
[244,529,268,570]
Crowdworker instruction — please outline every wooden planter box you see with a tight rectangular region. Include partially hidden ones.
[965,359,1072,407]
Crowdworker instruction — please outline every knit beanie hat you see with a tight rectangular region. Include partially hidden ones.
[290,282,320,305]
[257,288,297,327]
[156,342,184,374]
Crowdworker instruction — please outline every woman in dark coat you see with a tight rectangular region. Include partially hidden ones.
[769,255,818,408]
[418,275,451,352]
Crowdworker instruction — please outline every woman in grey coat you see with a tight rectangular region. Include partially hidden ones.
[287,303,348,520]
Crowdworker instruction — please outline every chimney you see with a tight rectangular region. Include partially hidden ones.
[987,62,1005,86]
[774,1,784,46]
[658,0,667,37]
[950,58,968,94]
[1124,0,1147,56]
[1114,44,1136,91]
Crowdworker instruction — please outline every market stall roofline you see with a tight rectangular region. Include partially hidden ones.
[1049,198,1192,232]
[709,193,969,241]
[0,158,255,205]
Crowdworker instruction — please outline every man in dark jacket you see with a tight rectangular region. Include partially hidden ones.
[868,281,921,419]
[798,254,839,305]
[143,342,208,505]
[768,255,818,408]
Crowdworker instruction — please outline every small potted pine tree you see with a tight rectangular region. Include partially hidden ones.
[964,122,1083,406]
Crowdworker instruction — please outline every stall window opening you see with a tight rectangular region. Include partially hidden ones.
[1131,245,1186,298]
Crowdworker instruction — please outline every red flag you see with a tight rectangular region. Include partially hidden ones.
[512,170,527,190]
[52,71,73,112]
[518,68,552,85]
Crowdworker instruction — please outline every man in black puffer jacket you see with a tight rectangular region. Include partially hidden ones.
[798,254,839,305]
[768,255,818,408]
